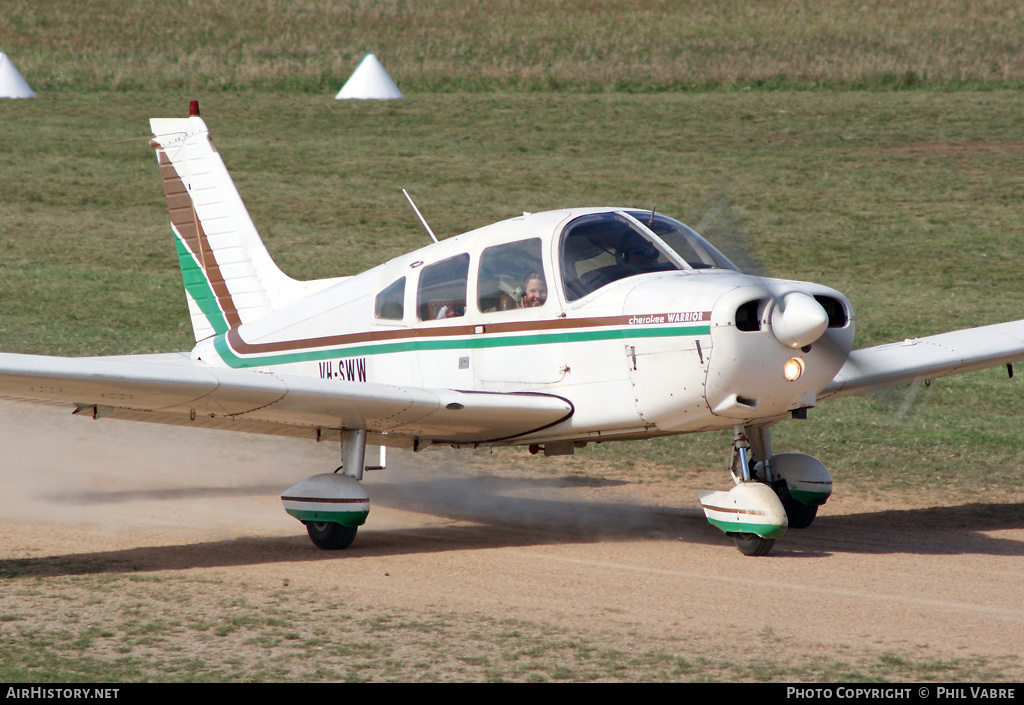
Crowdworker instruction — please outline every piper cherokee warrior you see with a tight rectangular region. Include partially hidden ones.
[2,103,1023,556]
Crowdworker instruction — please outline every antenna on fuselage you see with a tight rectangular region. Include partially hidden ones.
[402,189,439,244]
[648,206,656,226]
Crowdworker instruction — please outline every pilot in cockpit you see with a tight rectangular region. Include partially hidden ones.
[518,273,548,308]
[618,232,660,269]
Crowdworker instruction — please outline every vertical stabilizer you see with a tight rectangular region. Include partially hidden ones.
[150,104,303,343]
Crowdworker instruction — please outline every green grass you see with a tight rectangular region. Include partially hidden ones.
[4,91,1024,337]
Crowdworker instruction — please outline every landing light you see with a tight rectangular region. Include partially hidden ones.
[783,357,805,382]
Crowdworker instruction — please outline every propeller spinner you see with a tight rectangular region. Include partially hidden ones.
[770,292,829,349]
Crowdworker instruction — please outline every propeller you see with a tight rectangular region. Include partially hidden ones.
[691,194,768,277]
[690,193,928,419]
[690,193,829,349]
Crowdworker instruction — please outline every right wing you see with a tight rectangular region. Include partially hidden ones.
[818,320,1024,401]
[0,352,573,446]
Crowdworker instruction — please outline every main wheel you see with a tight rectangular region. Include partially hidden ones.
[305,521,358,550]
[782,497,818,529]
[731,533,775,557]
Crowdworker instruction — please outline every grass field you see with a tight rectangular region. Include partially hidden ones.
[2,0,1023,683]
[0,570,1009,683]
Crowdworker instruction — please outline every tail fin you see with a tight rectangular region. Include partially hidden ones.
[150,103,303,343]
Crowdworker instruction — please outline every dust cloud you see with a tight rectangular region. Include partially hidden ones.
[0,400,692,545]
[0,400,333,537]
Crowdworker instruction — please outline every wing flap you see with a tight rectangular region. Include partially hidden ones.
[0,352,573,445]
[819,320,1024,401]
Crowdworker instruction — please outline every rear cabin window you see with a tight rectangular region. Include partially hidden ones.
[477,238,547,312]
[417,254,470,320]
[374,277,405,320]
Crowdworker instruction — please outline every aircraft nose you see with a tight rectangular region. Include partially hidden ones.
[770,292,829,348]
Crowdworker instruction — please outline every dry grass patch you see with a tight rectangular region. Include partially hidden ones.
[3,1,1024,92]
[0,571,1015,682]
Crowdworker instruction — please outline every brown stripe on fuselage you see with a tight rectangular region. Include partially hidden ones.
[226,311,711,356]
[280,496,368,505]
[157,151,242,329]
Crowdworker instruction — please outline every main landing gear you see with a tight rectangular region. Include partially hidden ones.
[306,521,359,550]
[280,429,375,550]
[698,424,832,557]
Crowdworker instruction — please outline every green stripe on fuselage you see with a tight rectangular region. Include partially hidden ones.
[174,234,230,336]
[212,324,711,369]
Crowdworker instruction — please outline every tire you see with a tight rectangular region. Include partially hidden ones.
[783,497,818,529]
[731,533,775,557]
[305,521,358,550]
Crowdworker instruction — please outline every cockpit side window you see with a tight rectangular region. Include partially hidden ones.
[478,238,547,312]
[559,213,681,302]
[374,277,405,320]
[417,254,470,320]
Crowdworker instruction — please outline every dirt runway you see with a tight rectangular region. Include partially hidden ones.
[2,401,1023,680]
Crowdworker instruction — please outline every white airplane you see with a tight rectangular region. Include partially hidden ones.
[2,102,1023,556]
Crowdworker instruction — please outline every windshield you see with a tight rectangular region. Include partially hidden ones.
[559,211,737,301]
[625,211,738,271]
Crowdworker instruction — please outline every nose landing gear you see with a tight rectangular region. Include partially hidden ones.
[699,425,832,556]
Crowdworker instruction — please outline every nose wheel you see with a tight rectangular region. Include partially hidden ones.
[730,533,775,557]
[781,495,818,529]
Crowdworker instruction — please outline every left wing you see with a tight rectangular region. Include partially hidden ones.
[0,352,573,445]
[818,320,1024,401]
